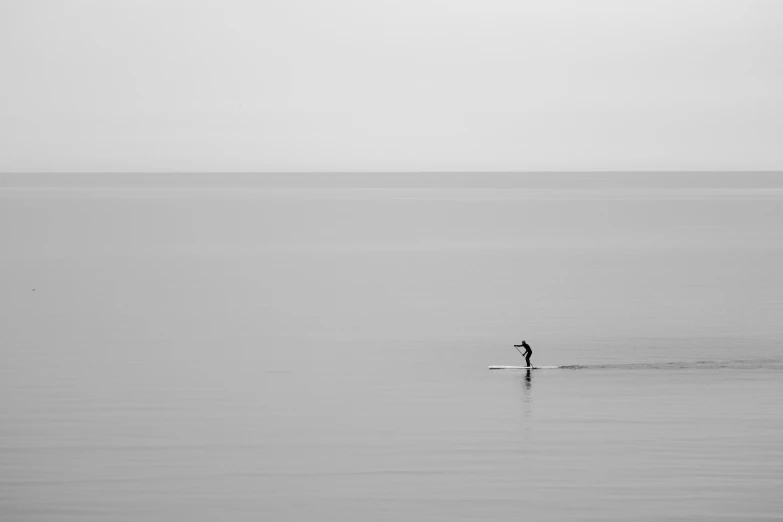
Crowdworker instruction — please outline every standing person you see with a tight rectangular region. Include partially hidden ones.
[514,340,533,367]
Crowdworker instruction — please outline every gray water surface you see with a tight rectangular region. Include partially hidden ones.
[2,173,782,521]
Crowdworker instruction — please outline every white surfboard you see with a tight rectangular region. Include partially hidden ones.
[488,365,559,370]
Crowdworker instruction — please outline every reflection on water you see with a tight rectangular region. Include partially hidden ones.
[522,368,532,399]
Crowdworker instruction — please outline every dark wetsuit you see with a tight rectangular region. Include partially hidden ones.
[522,342,532,367]
[515,341,533,367]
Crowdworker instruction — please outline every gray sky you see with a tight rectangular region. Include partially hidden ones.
[1,0,781,172]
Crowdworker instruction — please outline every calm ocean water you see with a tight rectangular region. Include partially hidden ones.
[2,173,782,521]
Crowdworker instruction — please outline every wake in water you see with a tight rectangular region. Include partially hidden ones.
[558,359,783,371]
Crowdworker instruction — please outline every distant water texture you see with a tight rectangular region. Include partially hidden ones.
[1,172,782,521]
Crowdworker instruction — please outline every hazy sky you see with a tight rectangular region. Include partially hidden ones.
[1,0,781,172]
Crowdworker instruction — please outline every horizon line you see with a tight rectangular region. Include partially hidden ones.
[3,170,783,176]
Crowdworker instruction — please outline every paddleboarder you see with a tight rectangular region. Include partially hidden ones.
[514,340,532,367]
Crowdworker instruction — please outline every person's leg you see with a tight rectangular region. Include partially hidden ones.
[525,354,531,367]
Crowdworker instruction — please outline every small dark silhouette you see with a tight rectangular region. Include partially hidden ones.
[514,340,533,367]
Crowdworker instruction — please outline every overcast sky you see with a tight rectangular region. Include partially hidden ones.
[1,0,781,172]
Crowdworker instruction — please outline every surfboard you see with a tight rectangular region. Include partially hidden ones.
[488,365,559,370]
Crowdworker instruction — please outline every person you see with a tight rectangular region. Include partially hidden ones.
[514,340,532,367]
